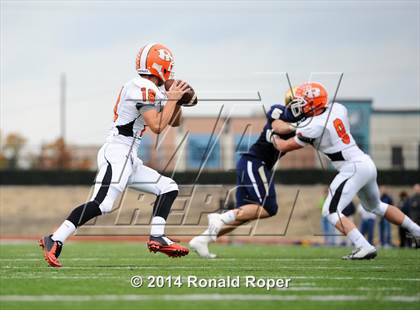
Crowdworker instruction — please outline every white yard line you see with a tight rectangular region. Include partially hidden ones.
[277,287,403,291]
[1,266,210,269]
[0,258,337,262]
[292,276,420,282]
[0,265,387,270]
[0,258,116,261]
[0,258,343,262]
[1,275,124,279]
[292,283,316,286]
[0,294,419,302]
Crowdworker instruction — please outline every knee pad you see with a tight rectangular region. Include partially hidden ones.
[269,207,278,217]
[265,203,278,217]
[326,212,341,227]
[159,176,178,195]
[98,186,120,214]
[99,195,114,214]
[370,202,389,217]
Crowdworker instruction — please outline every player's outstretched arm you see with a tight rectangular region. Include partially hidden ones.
[272,136,303,153]
[143,81,189,133]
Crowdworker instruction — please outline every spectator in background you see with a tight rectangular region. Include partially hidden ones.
[397,191,412,248]
[358,204,376,245]
[410,184,420,226]
[409,184,420,248]
[379,186,393,248]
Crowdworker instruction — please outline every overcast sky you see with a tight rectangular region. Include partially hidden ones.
[1,0,419,145]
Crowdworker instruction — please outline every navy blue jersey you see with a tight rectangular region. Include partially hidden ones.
[246,104,303,169]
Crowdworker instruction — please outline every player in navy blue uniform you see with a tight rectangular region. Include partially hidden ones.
[190,88,303,258]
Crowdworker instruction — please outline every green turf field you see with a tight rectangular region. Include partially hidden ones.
[0,242,419,310]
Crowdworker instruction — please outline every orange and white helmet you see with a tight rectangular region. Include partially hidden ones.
[288,82,328,117]
[135,43,174,84]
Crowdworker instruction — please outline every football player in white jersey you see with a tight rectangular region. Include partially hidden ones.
[39,43,191,267]
[271,82,420,260]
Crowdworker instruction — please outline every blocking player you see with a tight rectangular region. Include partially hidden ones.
[272,82,420,259]
[39,43,191,267]
[189,88,304,258]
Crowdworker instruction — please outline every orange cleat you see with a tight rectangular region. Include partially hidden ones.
[147,235,189,258]
[39,235,63,268]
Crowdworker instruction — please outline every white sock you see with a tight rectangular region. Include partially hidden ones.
[347,228,372,249]
[51,220,76,243]
[401,216,420,237]
[220,210,236,224]
[150,216,166,237]
[200,229,213,243]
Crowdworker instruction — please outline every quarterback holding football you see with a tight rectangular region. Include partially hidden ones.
[39,43,195,267]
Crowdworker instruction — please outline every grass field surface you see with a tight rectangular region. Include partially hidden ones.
[0,242,419,309]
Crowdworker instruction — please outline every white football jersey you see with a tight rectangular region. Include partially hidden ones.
[106,76,166,150]
[294,102,366,168]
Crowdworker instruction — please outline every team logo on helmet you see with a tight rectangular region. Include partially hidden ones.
[158,49,173,62]
[302,85,321,99]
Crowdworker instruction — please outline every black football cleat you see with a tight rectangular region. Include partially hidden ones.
[39,235,63,267]
[147,235,189,258]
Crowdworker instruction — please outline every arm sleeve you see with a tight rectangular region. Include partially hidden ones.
[294,124,323,146]
[273,131,296,140]
[267,104,302,123]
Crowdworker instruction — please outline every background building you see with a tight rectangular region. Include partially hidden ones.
[371,109,420,170]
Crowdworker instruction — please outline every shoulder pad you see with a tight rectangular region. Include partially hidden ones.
[131,76,160,93]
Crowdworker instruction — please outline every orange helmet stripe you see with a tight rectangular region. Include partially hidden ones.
[139,42,156,71]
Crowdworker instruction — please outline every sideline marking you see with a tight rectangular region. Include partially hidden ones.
[0,294,419,302]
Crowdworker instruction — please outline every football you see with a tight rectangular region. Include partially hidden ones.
[164,79,198,107]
